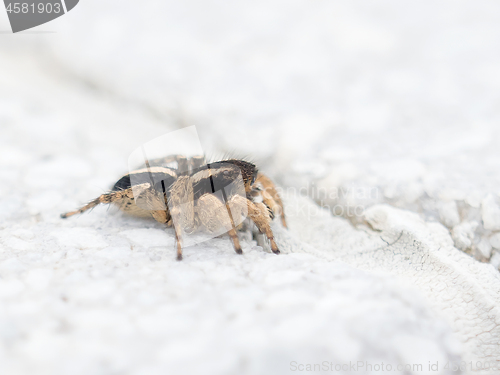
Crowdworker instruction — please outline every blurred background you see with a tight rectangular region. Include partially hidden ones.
[1,1,500,374]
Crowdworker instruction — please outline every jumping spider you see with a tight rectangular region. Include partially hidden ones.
[61,155,287,260]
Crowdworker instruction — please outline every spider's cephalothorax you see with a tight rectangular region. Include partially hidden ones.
[61,155,287,260]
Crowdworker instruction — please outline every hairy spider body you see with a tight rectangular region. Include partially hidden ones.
[61,155,287,260]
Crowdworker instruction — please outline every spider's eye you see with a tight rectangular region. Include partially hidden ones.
[252,184,263,192]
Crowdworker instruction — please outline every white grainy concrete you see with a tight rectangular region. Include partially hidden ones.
[1,1,500,373]
[18,0,500,264]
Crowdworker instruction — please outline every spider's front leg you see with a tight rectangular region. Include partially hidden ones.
[254,173,287,229]
[170,210,184,261]
[229,194,280,254]
[167,176,195,261]
[60,183,151,218]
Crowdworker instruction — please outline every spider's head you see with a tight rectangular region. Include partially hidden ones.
[224,159,258,192]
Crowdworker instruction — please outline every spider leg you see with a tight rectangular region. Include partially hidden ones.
[150,210,169,224]
[255,173,287,228]
[170,206,184,261]
[167,176,195,260]
[229,194,280,254]
[196,193,243,255]
[60,183,150,218]
[140,186,172,225]
[225,202,243,254]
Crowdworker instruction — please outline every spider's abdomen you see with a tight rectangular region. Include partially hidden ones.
[111,167,177,218]
[112,167,177,192]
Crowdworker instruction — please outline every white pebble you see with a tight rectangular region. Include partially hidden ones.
[477,239,492,259]
[490,252,500,270]
[489,233,500,249]
[482,194,500,231]
[451,222,477,251]
[438,201,460,228]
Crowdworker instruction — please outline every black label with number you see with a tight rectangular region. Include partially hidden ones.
[3,0,79,33]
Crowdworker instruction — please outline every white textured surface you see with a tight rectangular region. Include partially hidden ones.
[9,0,499,263]
[1,0,500,373]
[277,196,500,369]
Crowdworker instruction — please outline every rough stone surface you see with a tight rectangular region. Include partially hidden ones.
[12,0,499,264]
[1,1,500,373]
